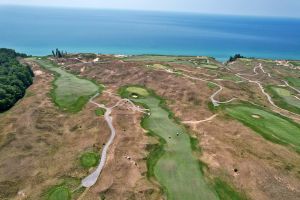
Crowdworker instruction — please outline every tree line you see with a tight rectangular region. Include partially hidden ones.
[228,54,245,63]
[0,48,34,112]
[52,48,67,58]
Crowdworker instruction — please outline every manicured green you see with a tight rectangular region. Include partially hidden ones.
[126,86,149,97]
[47,186,71,200]
[225,104,300,152]
[80,152,99,168]
[267,86,300,114]
[120,86,218,200]
[31,58,99,113]
[95,108,106,116]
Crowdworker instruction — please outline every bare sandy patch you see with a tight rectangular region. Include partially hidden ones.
[33,70,43,76]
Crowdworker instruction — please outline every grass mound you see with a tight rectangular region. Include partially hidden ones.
[95,108,106,116]
[47,186,71,200]
[80,152,99,168]
[225,104,300,152]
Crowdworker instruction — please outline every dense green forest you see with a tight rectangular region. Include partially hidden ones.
[0,48,34,112]
[228,54,245,62]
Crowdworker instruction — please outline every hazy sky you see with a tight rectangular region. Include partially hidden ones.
[1,0,300,18]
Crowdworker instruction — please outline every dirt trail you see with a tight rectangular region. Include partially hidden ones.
[159,68,236,106]
[182,114,218,124]
[235,64,300,121]
[81,93,148,188]
[283,80,300,94]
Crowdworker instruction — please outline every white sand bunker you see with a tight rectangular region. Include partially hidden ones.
[251,114,261,119]
[34,70,44,76]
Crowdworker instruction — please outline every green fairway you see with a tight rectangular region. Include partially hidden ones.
[120,86,219,200]
[286,77,300,90]
[267,86,300,114]
[290,61,300,67]
[80,152,99,168]
[225,104,300,152]
[32,58,99,113]
[47,186,71,200]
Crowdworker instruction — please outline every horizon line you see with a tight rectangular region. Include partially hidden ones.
[1,4,300,20]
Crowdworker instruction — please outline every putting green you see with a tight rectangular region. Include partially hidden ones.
[80,152,99,169]
[32,58,99,113]
[267,86,300,114]
[48,186,71,200]
[225,104,300,152]
[121,86,218,200]
[126,87,149,97]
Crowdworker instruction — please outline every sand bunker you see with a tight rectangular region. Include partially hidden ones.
[251,114,261,119]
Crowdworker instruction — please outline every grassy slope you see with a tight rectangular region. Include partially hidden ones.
[32,58,99,113]
[225,104,300,152]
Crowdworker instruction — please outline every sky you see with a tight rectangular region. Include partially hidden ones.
[0,0,300,18]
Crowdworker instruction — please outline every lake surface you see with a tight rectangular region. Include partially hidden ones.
[1,6,300,61]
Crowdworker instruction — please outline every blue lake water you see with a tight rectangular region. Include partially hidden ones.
[1,6,300,61]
